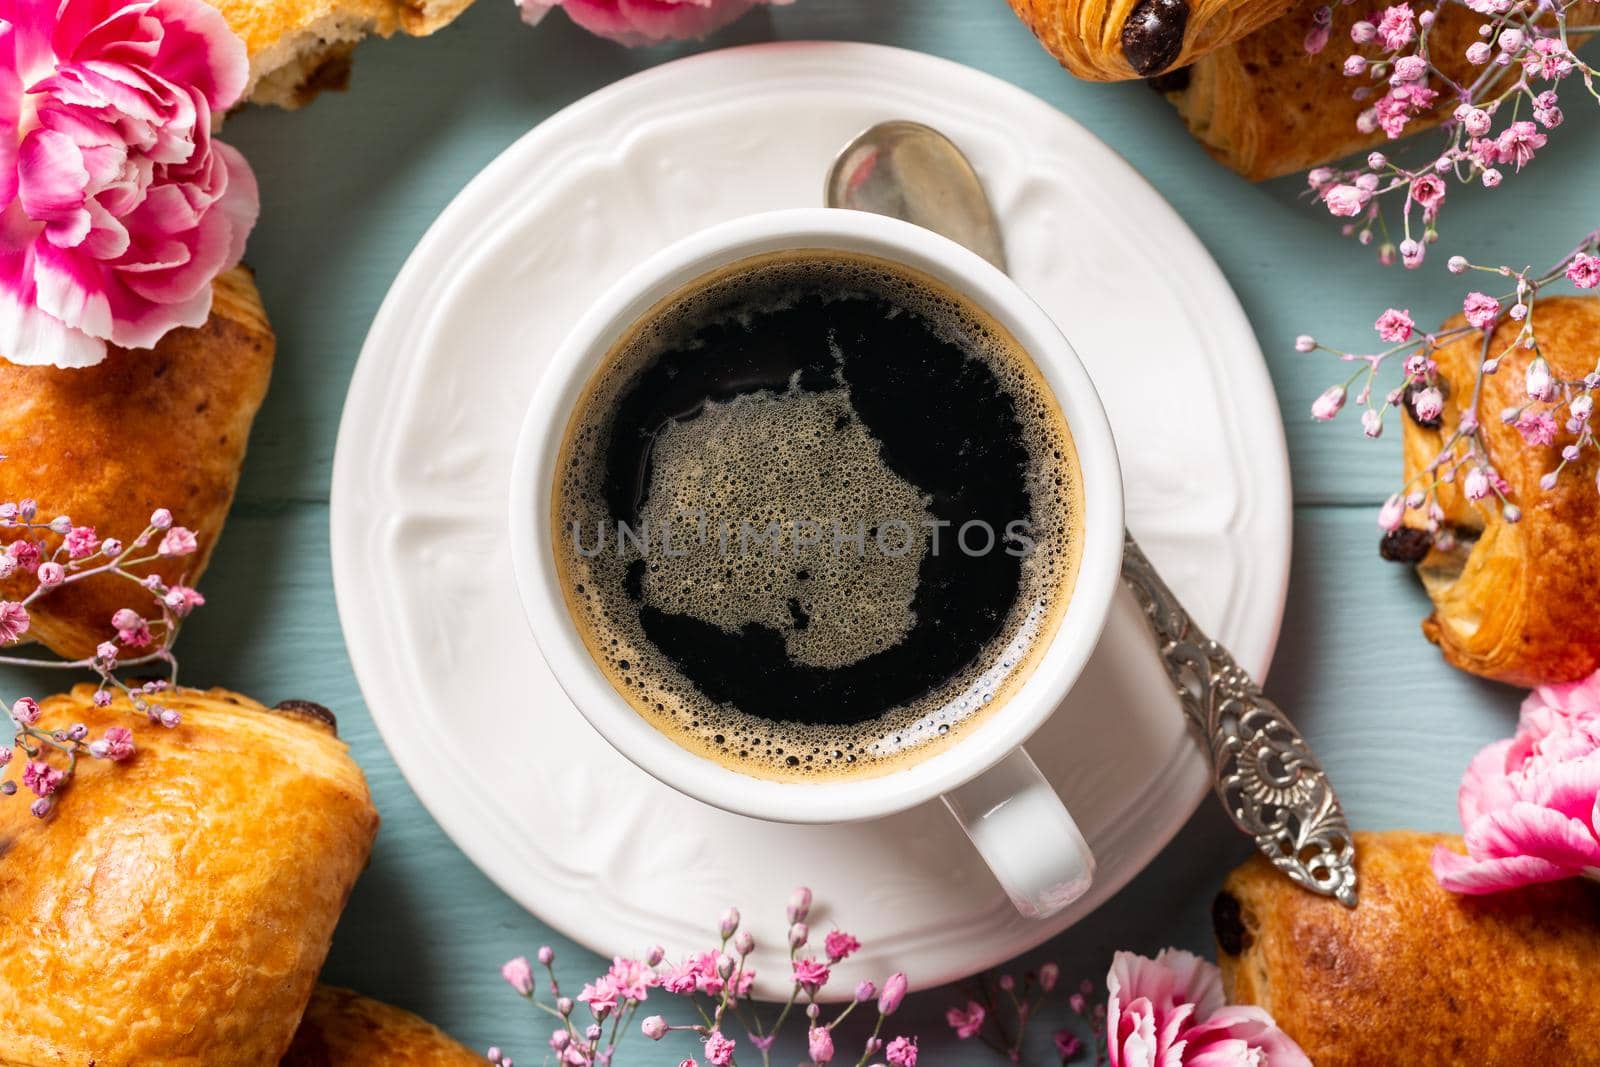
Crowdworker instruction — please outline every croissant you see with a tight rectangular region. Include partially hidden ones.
[1395,296,1600,686]
[1215,829,1600,1066]
[284,987,487,1065]
[214,0,478,108]
[0,685,379,1066]
[0,266,274,662]
[1163,0,1599,179]
[1006,0,1295,80]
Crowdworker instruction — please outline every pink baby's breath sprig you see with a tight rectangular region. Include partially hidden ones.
[945,964,1103,1064]
[1304,0,1598,262]
[1,489,205,817]
[1304,229,1600,541]
[494,889,917,1067]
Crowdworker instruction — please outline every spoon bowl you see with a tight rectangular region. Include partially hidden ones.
[826,120,1008,271]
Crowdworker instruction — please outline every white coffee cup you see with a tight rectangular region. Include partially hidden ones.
[509,208,1124,918]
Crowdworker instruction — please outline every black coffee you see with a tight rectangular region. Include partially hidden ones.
[553,250,1082,781]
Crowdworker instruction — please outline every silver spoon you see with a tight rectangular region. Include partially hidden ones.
[826,121,1358,907]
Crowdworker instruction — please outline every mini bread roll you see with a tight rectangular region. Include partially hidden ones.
[0,266,274,661]
[1401,296,1600,686]
[283,987,486,1065]
[1164,0,1598,180]
[1214,830,1600,1066]
[0,685,379,1066]
[1009,0,1294,80]
[212,0,478,108]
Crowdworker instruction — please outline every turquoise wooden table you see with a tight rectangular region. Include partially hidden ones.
[17,0,1600,1060]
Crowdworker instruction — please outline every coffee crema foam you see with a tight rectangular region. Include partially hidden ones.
[552,250,1084,782]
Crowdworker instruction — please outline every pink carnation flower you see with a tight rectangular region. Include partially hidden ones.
[518,0,791,46]
[0,0,258,367]
[1107,949,1309,1066]
[1433,670,1600,894]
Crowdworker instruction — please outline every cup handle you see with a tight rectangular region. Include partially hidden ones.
[941,747,1095,919]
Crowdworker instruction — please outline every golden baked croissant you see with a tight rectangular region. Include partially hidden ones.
[213,0,478,108]
[1215,830,1600,1066]
[1007,0,1295,80]
[1163,0,1468,179]
[284,987,487,1065]
[1396,296,1600,686]
[0,266,274,662]
[0,685,379,1066]
[1163,0,1599,179]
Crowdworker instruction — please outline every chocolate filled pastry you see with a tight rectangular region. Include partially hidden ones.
[0,266,274,662]
[214,0,478,108]
[1006,0,1295,80]
[1163,0,1598,180]
[283,987,486,1065]
[1161,0,1469,179]
[0,685,379,1066]
[1397,296,1600,686]
[1215,829,1600,1066]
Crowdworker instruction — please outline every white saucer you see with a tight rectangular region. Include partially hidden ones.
[330,42,1291,998]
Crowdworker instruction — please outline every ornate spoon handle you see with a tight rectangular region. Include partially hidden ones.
[1120,533,1358,907]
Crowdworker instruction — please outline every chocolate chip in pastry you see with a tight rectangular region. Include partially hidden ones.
[0,685,380,1066]
[1216,829,1600,1066]
[1399,296,1600,686]
[1008,0,1294,80]
[0,265,274,662]
[283,987,487,1065]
